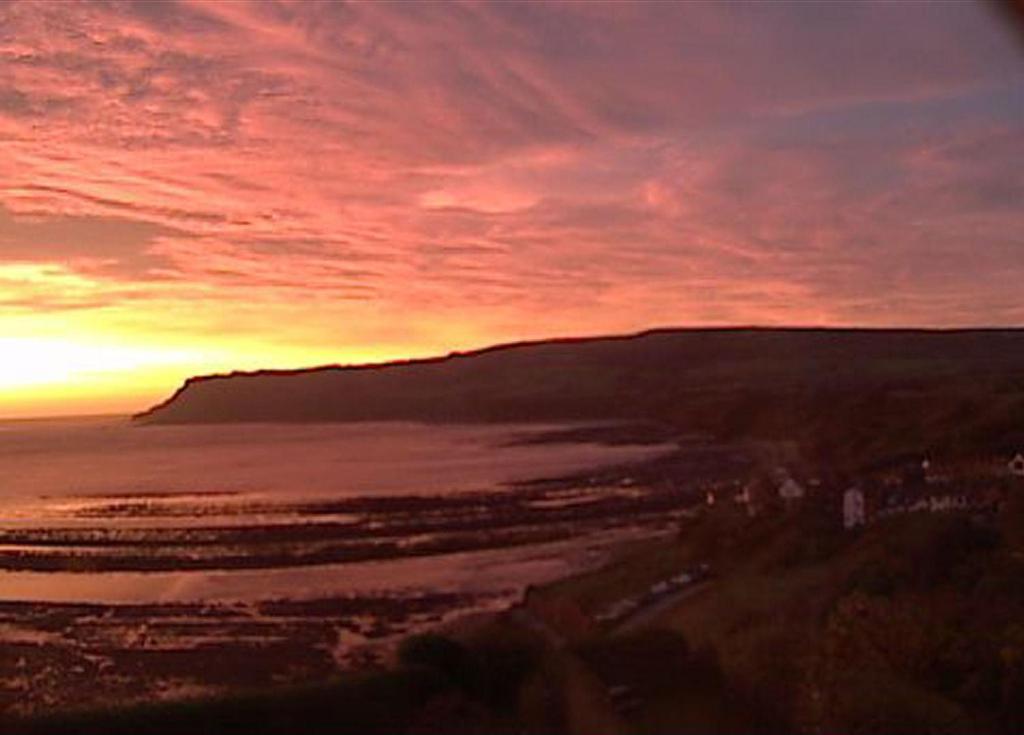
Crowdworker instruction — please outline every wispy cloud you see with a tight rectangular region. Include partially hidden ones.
[0,0,1022,412]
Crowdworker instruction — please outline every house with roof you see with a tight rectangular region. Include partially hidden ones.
[921,456,954,485]
[777,476,805,505]
[843,486,866,529]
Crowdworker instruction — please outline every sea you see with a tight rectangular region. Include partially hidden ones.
[0,416,680,712]
[0,416,676,604]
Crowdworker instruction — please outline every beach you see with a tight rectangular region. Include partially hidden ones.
[0,417,729,714]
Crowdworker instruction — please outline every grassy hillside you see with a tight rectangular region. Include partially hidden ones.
[137,328,1024,466]
[532,496,1024,735]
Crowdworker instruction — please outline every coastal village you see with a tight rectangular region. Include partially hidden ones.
[512,449,1024,732]
[705,450,1024,530]
[523,448,1024,643]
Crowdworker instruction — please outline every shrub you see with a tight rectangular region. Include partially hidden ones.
[397,634,479,694]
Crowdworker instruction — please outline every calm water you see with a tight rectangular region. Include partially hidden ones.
[0,417,661,503]
[0,417,685,713]
[0,417,674,603]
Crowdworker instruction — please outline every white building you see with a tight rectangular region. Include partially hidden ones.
[843,486,866,529]
[778,477,805,502]
[1009,453,1024,478]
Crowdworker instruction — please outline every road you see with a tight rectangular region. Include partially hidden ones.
[612,579,713,636]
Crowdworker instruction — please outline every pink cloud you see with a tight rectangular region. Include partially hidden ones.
[0,0,1021,364]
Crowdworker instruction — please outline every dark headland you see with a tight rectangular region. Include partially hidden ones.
[137,327,1024,466]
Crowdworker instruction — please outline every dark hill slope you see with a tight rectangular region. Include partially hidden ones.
[136,328,1024,463]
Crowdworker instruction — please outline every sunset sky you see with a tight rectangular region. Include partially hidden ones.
[1,1,1022,418]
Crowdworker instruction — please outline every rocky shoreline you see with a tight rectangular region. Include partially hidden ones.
[0,429,753,716]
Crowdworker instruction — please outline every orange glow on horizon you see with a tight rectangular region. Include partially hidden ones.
[0,325,441,419]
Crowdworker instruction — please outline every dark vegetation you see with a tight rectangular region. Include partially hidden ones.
[575,629,783,734]
[137,328,1024,467]
[533,495,1024,735]
[5,668,448,735]
[805,515,1024,735]
[397,625,543,715]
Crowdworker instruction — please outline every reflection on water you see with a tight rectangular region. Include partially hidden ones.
[0,417,684,714]
[0,417,674,602]
[0,417,666,503]
[0,528,660,604]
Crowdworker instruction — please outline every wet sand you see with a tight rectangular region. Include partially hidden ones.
[0,480,694,573]
[0,420,750,715]
[0,526,678,716]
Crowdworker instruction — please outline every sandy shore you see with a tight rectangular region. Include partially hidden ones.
[0,430,751,715]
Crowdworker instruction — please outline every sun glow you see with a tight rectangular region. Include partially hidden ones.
[0,337,195,390]
[0,336,204,418]
[0,321,419,419]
